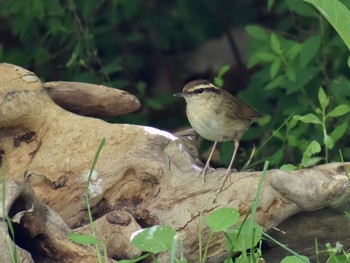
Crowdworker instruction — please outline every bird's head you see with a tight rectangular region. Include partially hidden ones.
[174,80,221,103]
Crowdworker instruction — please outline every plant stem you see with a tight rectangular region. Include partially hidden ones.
[322,107,328,163]
[202,231,214,263]
[85,138,106,263]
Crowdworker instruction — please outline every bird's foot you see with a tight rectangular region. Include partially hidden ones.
[216,168,237,193]
[197,165,214,183]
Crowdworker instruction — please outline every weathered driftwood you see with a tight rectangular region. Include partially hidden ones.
[0,181,105,263]
[0,63,350,262]
[43,81,140,117]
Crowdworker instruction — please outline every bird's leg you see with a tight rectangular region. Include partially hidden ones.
[198,141,217,183]
[217,140,239,193]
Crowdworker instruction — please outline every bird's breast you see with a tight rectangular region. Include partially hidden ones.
[185,100,250,142]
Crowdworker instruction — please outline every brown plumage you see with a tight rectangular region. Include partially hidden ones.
[174,79,260,192]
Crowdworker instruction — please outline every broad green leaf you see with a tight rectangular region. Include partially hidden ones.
[265,75,288,90]
[280,164,298,171]
[304,0,350,50]
[348,55,350,69]
[214,77,224,88]
[287,134,299,147]
[287,117,299,130]
[130,226,176,253]
[285,42,302,62]
[330,122,348,142]
[300,36,321,67]
[205,208,239,233]
[272,130,284,140]
[301,140,321,165]
[225,219,263,253]
[286,0,317,17]
[269,148,284,166]
[286,66,296,82]
[247,53,261,68]
[315,107,322,115]
[327,104,350,118]
[270,59,281,79]
[318,87,329,110]
[215,65,230,87]
[324,135,334,149]
[256,52,278,63]
[302,157,323,168]
[218,64,230,78]
[294,114,322,124]
[67,233,100,245]
[281,255,310,263]
[286,66,320,94]
[257,115,271,126]
[245,25,268,41]
[270,33,282,54]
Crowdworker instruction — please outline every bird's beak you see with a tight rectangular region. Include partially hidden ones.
[173,92,185,97]
[174,91,190,97]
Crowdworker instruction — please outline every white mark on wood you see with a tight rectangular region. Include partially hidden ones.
[22,74,38,83]
[143,126,177,141]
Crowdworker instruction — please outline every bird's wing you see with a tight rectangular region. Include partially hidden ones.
[222,90,260,120]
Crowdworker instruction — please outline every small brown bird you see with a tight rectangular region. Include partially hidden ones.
[174,79,260,192]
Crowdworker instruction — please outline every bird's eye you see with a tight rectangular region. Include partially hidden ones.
[196,88,204,94]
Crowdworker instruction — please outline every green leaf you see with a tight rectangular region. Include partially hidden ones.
[280,164,298,171]
[330,122,348,143]
[205,208,240,233]
[302,157,323,168]
[270,59,281,78]
[118,253,151,263]
[247,53,261,68]
[100,62,123,75]
[245,25,268,41]
[256,52,278,63]
[286,43,302,62]
[281,255,310,263]
[130,226,176,253]
[67,233,100,245]
[285,66,296,82]
[348,55,350,69]
[324,135,334,149]
[257,114,271,126]
[318,87,329,110]
[270,33,282,54]
[269,148,284,166]
[214,65,230,87]
[294,114,322,124]
[218,64,230,78]
[303,0,350,50]
[301,140,321,166]
[300,35,321,67]
[265,75,288,90]
[225,219,263,253]
[286,0,317,17]
[327,104,350,118]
